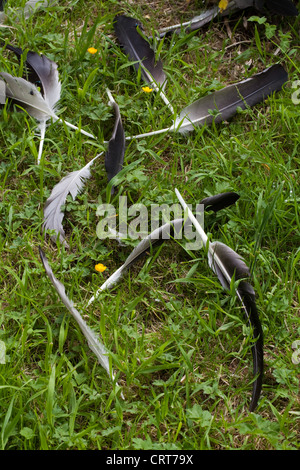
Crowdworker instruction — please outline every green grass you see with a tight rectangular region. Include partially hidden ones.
[0,0,299,450]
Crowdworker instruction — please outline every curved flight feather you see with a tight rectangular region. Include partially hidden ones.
[174,64,288,133]
[175,188,263,411]
[127,65,288,140]
[208,241,263,412]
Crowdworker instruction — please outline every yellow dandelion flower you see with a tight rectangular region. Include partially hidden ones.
[142,86,153,93]
[87,47,98,54]
[95,263,107,273]
[218,0,228,12]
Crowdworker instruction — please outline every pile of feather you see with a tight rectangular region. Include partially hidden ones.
[1,0,298,412]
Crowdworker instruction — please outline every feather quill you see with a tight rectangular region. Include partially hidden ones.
[39,247,121,394]
[127,64,288,139]
[175,188,263,412]
[105,89,125,194]
[0,78,6,104]
[113,14,174,113]
[43,152,103,245]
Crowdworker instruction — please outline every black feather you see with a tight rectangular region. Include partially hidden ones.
[5,44,45,95]
[105,100,125,194]
[113,14,166,89]
[200,192,240,212]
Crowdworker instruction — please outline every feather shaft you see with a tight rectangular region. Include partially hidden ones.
[37,121,46,165]
[156,6,220,37]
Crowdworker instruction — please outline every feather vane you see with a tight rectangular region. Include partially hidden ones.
[174,64,288,133]
[43,153,103,245]
[39,247,120,391]
[114,14,173,112]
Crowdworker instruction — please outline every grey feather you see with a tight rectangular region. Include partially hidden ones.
[39,247,113,381]
[43,153,103,245]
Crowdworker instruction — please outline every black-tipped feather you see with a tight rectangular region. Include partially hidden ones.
[175,189,263,411]
[208,242,263,412]
[113,15,173,111]
[175,65,288,132]
[5,44,41,91]
[4,43,61,102]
